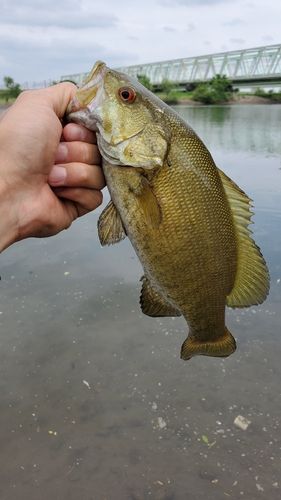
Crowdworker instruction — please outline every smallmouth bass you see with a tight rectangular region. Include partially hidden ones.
[66,61,270,360]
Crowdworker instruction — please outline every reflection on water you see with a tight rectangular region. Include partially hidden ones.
[174,104,281,156]
[0,105,280,499]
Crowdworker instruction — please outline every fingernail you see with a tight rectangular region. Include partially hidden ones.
[49,166,67,185]
[55,143,68,163]
[67,123,88,141]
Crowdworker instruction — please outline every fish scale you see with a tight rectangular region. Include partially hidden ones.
[67,61,270,361]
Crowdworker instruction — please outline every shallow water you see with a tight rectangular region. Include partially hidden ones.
[0,105,280,500]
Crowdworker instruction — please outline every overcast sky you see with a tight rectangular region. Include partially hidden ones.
[0,0,280,86]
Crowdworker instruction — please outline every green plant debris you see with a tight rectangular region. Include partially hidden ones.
[202,435,217,448]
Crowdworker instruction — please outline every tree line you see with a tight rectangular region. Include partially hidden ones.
[2,74,281,105]
[0,74,237,105]
[137,73,281,104]
[138,73,235,104]
[1,77,21,101]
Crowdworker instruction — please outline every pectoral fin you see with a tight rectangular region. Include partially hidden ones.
[125,171,162,230]
[98,200,126,246]
[140,275,181,317]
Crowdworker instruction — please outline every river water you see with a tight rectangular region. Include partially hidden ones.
[0,104,280,500]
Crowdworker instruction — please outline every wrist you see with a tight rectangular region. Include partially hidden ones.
[0,179,20,253]
[0,123,22,252]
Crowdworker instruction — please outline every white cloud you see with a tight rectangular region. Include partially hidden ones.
[0,0,280,85]
[230,38,246,44]
[164,26,177,32]
[187,23,196,32]
[222,18,244,26]
[160,0,235,5]
[0,1,118,28]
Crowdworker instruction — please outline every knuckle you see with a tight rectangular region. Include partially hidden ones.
[79,166,91,185]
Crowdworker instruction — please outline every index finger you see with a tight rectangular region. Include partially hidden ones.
[62,123,97,144]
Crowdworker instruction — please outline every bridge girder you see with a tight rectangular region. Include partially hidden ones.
[61,44,281,88]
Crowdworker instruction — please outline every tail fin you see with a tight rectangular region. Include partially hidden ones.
[180,327,236,361]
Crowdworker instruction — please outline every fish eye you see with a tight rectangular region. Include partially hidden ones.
[118,87,136,103]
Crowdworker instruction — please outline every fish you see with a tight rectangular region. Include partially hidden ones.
[66,61,270,360]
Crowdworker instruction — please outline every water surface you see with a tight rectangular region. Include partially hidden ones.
[0,105,280,499]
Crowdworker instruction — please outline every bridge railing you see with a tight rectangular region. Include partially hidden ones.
[60,44,281,88]
[116,45,281,85]
[4,44,279,91]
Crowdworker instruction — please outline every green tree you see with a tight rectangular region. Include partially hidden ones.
[254,87,268,98]
[192,74,232,104]
[137,74,153,91]
[3,76,21,101]
[161,77,174,98]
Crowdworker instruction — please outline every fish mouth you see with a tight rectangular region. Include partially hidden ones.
[66,61,107,125]
[79,61,107,90]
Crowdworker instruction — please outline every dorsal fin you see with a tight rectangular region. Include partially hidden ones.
[218,169,270,308]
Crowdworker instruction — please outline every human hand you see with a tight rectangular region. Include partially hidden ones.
[0,83,105,252]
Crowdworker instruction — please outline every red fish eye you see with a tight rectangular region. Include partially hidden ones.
[118,87,136,102]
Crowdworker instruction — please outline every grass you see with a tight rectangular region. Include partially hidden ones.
[155,90,195,104]
[0,89,20,105]
[0,90,11,105]
[156,88,281,104]
[236,90,281,102]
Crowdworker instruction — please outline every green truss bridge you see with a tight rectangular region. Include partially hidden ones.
[62,44,281,89]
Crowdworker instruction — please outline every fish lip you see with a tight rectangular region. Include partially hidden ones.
[65,110,99,132]
[75,61,107,108]
[79,61,107,92]
[66,95,82,116]
[66,61,107,121]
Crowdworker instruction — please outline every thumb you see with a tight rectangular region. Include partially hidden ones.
[35,82,78,119]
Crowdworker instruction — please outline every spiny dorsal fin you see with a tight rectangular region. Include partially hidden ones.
[98,200,126,246]
[140,275,181,317]
[218,169,270,307]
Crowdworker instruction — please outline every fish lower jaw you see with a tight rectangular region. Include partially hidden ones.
[69,113,98,132]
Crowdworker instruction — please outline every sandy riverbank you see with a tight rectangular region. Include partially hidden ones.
[177,95,279,105]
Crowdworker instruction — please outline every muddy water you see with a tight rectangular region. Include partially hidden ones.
[0,105,280,499]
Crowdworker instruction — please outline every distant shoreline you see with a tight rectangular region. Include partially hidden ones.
[175,95,280,106]
[1,95,279,113]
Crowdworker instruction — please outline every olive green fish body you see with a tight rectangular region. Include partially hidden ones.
[103,133,236,339]
[67,62,270,360]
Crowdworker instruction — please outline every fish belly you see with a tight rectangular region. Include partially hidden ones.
[103,151,237,359]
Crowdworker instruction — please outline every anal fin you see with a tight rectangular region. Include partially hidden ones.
[140,275,181,317]
[98,199,126,246]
